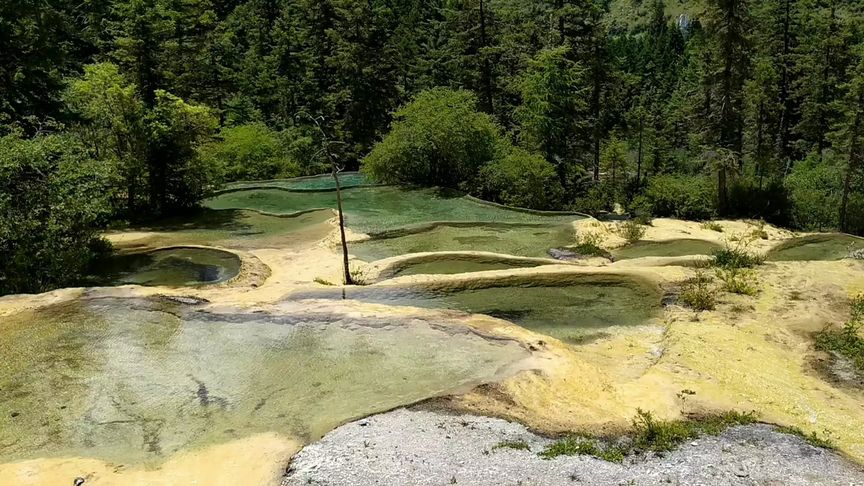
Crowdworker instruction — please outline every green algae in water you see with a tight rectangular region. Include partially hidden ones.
[0,298,526,464]
[353,223,576,261]
[95,247,241,286]
[767,234,864,261]
[287,274,661,344]
[612,239,723,260]
[204,186,582,234]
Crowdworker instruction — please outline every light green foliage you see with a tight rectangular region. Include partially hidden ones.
[147,90,219,211]
[474,148,564,210]
[0,134,112,295]
[363,89,506,188]
[65,63,218,215]
[199,123,301,182]
[643,175,716,221]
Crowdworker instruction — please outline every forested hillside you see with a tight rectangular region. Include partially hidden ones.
[1,0,863,293]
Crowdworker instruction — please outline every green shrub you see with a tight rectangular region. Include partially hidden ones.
[642,175,716,220]
[617,220,647,244]
[473,147,564,210]
[785,152,843,231]
[363,88,506,188]
[0,133,113,295]
[679,271,717,311]
[199,123,317,182]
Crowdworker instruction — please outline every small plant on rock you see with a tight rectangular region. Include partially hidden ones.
[616,220,647,244]
[701,221,724,232]
[711,236,764,269]
[715,267,759,296]
[679,271,717,311]
[348,264,370,285]
[572,231,610,258]
[815,295,864,371]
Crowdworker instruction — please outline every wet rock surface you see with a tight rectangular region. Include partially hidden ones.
[283,409,864,486]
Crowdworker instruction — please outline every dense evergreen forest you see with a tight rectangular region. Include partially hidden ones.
[1,0,863,294]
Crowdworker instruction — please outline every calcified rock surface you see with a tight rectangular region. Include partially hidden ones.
[284,409,864,486]
[2,179,864,485]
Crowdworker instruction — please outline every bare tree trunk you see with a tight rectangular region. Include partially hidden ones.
[331,166,354,285]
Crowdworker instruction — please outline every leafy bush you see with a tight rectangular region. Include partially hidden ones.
[617,220,646,244]
[679,271,717,311]
[642,175,716,220]
[785,152,843,231]
[200,123,301,181]
[473,148,563,209]
[0,133,113,295]
[363,88,506,188]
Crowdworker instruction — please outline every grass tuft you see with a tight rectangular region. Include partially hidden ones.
[776,426,834,449]
[539,410,757,463]
[491,440,531,452]
[815,295,864,372]
[701,221,724,232]
[715,267,759,296]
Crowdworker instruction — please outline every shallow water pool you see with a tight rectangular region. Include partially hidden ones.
[288,274,661,344]
[767,234,864,261]
[110,208,334,251]
[0,298,525,465]
[95,247,241,286]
